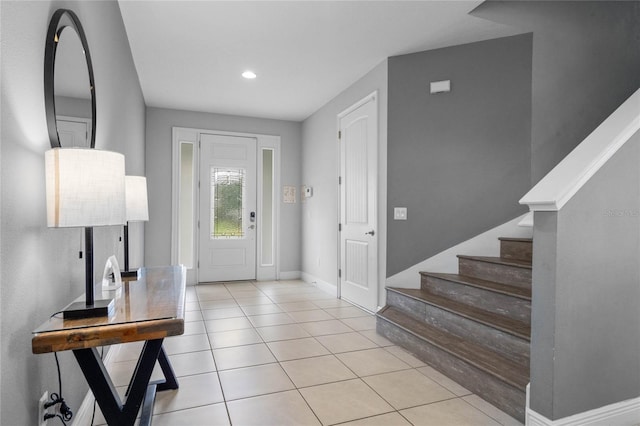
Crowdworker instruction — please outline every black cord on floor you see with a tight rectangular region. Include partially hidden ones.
[46,353,73,425]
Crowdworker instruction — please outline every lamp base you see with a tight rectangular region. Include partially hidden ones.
[63,299,115,319]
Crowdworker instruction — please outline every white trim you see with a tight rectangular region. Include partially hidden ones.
[526,384,640,426]
[520,89,640,212]
[278,270,302,280]
[71,346,120,426]
[301,272,338,298]
[337,91,377,119]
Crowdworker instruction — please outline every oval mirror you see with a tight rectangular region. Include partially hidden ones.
[44,9,96,148]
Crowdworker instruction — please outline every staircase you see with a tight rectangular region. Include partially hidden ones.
[376,237,532,422]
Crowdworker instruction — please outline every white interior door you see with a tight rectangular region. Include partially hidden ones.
[199,134,257,282]
[56,116,90,147]
[339,94,378,312]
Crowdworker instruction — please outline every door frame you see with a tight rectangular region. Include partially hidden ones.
[336,91,379,311]
[171,127,281,284]
[56,115,92,147]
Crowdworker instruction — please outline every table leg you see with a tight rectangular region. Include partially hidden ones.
[155,346,179,391]
[73,339,164,426]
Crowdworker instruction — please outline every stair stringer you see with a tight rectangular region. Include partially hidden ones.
[386,214,532,291]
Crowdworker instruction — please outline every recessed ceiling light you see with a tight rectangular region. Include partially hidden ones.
[242,71,257,79]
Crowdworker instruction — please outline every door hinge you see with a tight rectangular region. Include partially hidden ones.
[338,130,341,140]
[338,269,342,278]
[198,260,200,268]
[338,223,342,232]
[338,176,342,185]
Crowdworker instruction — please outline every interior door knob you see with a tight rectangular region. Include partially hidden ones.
[365,230,375,236]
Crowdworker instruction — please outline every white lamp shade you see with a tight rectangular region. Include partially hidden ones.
[45,148,126,227]
[125,176,149,222]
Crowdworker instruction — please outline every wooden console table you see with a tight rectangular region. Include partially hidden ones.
[32,265,186,426]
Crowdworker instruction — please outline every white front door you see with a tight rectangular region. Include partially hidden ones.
[339,94,378,312]
[199,134,257,282]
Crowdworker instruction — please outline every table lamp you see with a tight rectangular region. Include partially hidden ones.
[45,148,126,319]
[122,176,149,277]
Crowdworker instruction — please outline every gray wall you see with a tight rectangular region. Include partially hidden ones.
[301,60,388,304]
[531,130,640,419]
[472,1,640,185]
[387,34,532,276]
[0,1,146,423]
[471,1,640,419]
[144,107,302,276]
[56,95,92,119]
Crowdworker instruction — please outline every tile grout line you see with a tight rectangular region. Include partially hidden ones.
[187,282,517,426]
[197,285,234,426]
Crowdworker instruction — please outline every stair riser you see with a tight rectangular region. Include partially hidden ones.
[386,289,529,366]
[421,302,530,366]
[459,258,531,289]
[421,275,531,323]
[377,317,525,422]
[500,239,533,262]
[386,289,426,321]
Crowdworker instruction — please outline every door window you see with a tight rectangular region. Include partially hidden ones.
[210,167,246,239]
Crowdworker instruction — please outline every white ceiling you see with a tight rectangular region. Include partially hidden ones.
[118,1,520,122]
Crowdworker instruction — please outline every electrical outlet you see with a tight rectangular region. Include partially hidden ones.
[38,391,49,426]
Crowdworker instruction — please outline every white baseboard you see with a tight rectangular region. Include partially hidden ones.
[279,270,302,280]
[301,272,337,297]
[71,346,120,426]
[526,383,640,426]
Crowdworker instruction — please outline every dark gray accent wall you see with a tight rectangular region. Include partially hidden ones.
[472,1,640,185]
[531,130,640,419]
[1,1,146,424]
[387,34,532,276]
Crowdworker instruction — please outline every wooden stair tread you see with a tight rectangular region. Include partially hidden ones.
[498,237,532,243]
[421,272,531,300]
[457,255,532,269]
[378,306,529,389]
[388,287,531,341]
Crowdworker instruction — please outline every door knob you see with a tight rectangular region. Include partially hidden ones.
[365,230,375,236]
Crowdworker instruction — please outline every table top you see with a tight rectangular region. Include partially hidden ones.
[32,265,186,354]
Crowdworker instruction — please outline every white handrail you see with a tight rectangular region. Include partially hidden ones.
[520,88,640,211]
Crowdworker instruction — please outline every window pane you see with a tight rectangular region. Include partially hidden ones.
[211,167,245,239]
[178,142,194,268]
[261,149,273,265]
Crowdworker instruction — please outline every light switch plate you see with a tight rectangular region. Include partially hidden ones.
[394,207,407,220]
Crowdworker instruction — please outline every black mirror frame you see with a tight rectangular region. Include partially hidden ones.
[44,9,96,149]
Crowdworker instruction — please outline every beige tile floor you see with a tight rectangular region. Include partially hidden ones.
[85,280,523,426]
